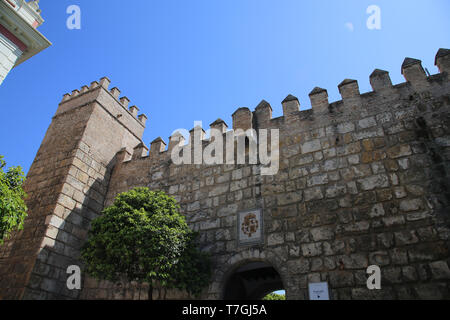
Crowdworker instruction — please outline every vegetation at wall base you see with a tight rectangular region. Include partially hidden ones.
[0,155,27,245]
[263,292,286,300]
[81,187,211,299]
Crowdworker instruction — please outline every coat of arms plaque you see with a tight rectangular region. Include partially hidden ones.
[238,209,263,245]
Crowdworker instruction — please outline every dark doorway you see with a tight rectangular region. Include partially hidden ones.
[223,261,284,300]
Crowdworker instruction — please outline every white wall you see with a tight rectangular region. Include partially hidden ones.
[0,32,22,85]
[6,0,42,28]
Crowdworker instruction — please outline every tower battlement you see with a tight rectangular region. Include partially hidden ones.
[57,77,147,140]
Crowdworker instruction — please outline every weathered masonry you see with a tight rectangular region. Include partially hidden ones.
[0,49,450,300]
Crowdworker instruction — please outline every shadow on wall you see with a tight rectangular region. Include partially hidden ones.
[21,157,114,299]
[22,153,194,300]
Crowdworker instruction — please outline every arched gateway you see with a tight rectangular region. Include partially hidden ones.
[223,261,284,300]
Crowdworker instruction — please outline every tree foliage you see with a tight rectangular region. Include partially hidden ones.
[168,230,211,297]
[81,187,211,299]
[0,155,27,245]
[262,292,286,300]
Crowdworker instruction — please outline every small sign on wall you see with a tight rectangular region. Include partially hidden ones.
[308,282,330,300]
[237,209,263,246]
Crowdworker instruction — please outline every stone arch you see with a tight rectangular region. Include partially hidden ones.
[206,247,289,300]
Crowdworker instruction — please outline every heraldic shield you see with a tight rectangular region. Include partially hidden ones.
[238,209,263,246]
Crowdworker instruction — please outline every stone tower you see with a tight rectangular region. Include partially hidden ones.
[0,78,147,299]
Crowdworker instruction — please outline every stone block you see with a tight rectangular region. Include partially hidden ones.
[301,139,322,154]
[387,145,412,159]
[287,258,310,275]
[277,192,302,206]
[267,233,284,246]
[357,174,389,191]
[310,226,334,241]
[301,243,322,257]
[304,187,324,201]
[329,271,354,287]
[429,261,450,280]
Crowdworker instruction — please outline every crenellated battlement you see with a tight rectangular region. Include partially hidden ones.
[56,77,148,142]
[58,76,147,128]
[122,48,450,161]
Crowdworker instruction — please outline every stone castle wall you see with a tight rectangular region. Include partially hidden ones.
[1,49,450,300]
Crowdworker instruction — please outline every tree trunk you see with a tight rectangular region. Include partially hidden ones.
[148,283,153,301]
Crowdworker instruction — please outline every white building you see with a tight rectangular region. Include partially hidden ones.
[0,0,51,85]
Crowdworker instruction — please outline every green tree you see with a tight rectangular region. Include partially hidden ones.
[167,230,211,298]
[0,155,27,245]
[81,187,211,299]
[263,292,286,300]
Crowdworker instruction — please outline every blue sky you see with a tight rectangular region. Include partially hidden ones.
[0,0,449,172]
